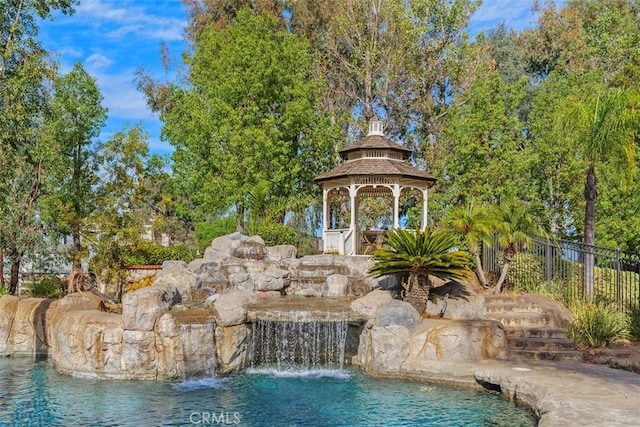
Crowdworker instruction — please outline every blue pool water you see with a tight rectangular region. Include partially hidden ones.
[0,359,536,426]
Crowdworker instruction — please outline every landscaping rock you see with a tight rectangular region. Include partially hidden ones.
[325,274,348,297]
[350,290,393,319]
[375,299,421,330]
[122,284,181,331]
[267,245,297,262]
[213,291,258,326]
[215,324,250,374]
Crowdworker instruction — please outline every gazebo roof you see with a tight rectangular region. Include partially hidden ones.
[315,117,436,186]
[314,157,435,183]
[338,134,412,158]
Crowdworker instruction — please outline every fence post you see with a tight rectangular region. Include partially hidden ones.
[545,239,552,282]
[615,249,621,311]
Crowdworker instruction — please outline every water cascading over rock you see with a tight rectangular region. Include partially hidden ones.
[250,311,348,371]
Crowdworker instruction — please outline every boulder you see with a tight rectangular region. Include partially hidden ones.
[229,272,254,291]
[267,245,297,262]
[215,324,250,374]
[213,291,258,326]
[301,254,334,266]
[6,298,52,356]
[162,260,188,271]
[155,312,217,380]
[426,295,485,320]
[54,292,103,312]
[153,268,198,301]
[325,274,348,297]
[253,268,288,291]
[233,241,268,260]
[49,310,124,379]
[375,299,421,330]
[122,284,181,331]
[365,325,411,374]
[350,290,393,319]
[0,296,19,354]
[122,330,158,380]
[404,319,505,365]
[208,232,248,257]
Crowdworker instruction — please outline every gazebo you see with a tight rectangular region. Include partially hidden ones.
[315,117,436,255]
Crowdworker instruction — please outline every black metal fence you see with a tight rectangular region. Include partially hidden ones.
[482,235,640,312]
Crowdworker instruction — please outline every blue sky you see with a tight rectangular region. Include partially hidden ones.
[38,0,545,155]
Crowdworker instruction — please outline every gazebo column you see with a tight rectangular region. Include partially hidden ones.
[322,188,328,242]
[421,188,429,231]
[392,184,401,229]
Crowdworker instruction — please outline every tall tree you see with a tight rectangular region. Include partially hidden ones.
[555,75,639,297]
[143,8,339,227]
[42,62,107,269]
[0,0,75,294]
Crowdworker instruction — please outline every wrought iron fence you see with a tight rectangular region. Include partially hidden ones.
[482,235,640,312]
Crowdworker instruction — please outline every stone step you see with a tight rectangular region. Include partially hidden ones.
[504,326,569,340]
[484,302,547,314]
[498,348,584,362]
[487,312,562,328]
[483,295,519,304]
[506,337,578,351]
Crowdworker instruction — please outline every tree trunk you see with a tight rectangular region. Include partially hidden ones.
[8,250,20,295]
[471,247,488,287]
[494,260,510,293]
[403,273,430,315]
[73,232,82,270]
[0,248,4,288]
[583,163,597,299]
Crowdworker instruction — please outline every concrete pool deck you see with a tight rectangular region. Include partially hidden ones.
[392,358,640,426]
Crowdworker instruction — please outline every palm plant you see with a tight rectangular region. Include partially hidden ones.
[368,228,472,314]
[444,203,498,288]
[556,80,639,297]
[494,198,548,293]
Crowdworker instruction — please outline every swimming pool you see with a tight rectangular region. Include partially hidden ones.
[0,359,535,426]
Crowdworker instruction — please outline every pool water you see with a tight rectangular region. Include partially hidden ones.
[0,359,536,426]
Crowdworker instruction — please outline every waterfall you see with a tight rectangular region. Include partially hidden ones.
[250,311,348,372]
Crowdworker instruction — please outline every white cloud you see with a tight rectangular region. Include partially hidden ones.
[469,0,537,32]
[74,0,186,42]
[85,53,113,71]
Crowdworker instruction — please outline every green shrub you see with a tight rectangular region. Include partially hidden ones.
[568,300,630,347]
[628,304,640,340]
[27,277,64,298]
[0,285,7,296]
[195,216,236,253]
[254,222,299,246]
[120,242,194,266]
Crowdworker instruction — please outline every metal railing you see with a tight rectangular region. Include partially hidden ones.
[482,235,640,312]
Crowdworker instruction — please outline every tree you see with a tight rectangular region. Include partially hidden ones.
[555,76,639,297]
[494,198,547,293]
[443,203,497,288]
[143,8,339,228]
[41,62,107,269]
[0,0,75,294]
[368,228,472,314]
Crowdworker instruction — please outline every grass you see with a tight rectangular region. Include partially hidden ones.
[26,277,64,298]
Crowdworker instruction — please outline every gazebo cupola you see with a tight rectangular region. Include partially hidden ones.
[315,117,436,255]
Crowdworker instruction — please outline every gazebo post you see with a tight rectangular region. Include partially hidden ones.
[421,188,429,231]
[392,184,400,229]
[322,188,328,243]
[349,184,357,254]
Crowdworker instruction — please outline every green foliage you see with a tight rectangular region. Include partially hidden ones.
[368,228,472,282]
[120,243,193,266]
[195,217,236,253]
[568,300,630,348]
[254,222,299,247]
[0,285,7,296]
[156,8,339,221]
[27,277,64,298]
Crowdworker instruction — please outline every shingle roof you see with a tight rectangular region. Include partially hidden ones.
[338,134,412,156]
[315,158,436,183]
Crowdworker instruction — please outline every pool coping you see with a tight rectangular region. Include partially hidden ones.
[372,358,640,426]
